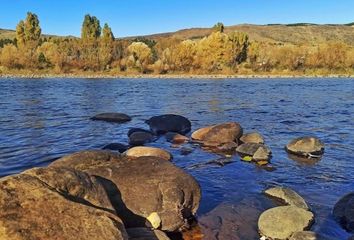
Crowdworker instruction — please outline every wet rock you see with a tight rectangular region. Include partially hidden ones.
[240,132,265,144]
[349,235,354,240]
[289,231,321,240]
[264,187,309,210]
[145,114,191,135]
[236,143,272,161]
[192,122,243,145]
[333,193,354,232]
[127,228,170,240]
[91,112,131,123]
[165,132,189,144]
[124,146,172,161]
[187,157,234,169]
[129,131,155,146]
[128,128,154,137]
[288,153,322,166]
[286,137,324,158]
[103,143,129,153]
[50,153,201,232]
[0,167,128,240]
[258,206,314,240]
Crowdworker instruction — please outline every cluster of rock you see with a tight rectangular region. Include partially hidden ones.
[0,112,329,239]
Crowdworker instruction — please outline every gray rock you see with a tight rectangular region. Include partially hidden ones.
[258,206,314,240]
[286,137,324,158]
[333,193,354,232]
[91,112,131,123]
[236,143,271,161]
[129,131,155,146]
[240,132,265,144]
[145,114,191,135]
[50,152,201,232]
[264,187,309,210]
[124,146,172,161]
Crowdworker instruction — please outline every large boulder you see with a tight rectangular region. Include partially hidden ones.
[191,122,243,145]
[91,113,132,123]
[146,114,192,135]
[0,167,128,240]
[240,132,265,144]
[236,143,272,162]
[258,206,314,240]
[50,151,201,232]
[124,147,172,161]
[286,137,324,158]
[333,193,354,232]
[264,187,309,210]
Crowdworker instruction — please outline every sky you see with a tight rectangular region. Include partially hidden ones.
[0,0,354,37]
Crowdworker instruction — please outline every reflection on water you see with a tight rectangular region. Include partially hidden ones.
[0,78,354,239]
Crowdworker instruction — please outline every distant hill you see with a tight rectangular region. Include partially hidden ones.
[2,23,354,45]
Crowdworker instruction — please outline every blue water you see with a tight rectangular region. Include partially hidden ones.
[0,78,353,239]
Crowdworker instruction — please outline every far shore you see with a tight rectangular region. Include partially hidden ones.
[1,72,354,79]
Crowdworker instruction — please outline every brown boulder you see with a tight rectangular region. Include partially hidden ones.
[0,167,128,240]
[240,132,265,144]
[165,132,189,144]
[50,151,201,232]
[286,137,324,158]
[124,146,172,161]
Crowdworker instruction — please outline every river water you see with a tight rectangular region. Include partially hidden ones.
[0,78,353,239]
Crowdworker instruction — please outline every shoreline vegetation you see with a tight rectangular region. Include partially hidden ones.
[1,13,354,79]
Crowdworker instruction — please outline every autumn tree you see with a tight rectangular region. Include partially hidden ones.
[213,22,225,33]
[99,23,115,69]
[228,32,249,67]
[127,42,152,73]
[0,44,20,68]
[173,40,197,72]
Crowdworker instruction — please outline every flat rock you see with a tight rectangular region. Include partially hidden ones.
[236,143,271,161]
[165,132,189,144]
[333,192,354,232]
[129,131,155,146]
[192,122,243,145]
[50,152,201,232]
[124,146,172,161]
[103,143,129,153]
[0,167,128,240]
[240,132,265,144]
[128,128,154,137]
[126,228,170,240]
[290,231,322,240]
[286,137,324,157]
[264,187,309,210]
[91,112,132,123]
[258,206,314,240]
[145,114,191,135]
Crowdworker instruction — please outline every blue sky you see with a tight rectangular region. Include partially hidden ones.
[0,0,353,37]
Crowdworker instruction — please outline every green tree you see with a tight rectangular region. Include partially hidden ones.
[228,32,249,66]
[81,14,101,42]
[99,23,115,69]
[213,22,224,33]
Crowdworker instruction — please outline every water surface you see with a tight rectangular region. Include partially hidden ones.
[0,78,353,239]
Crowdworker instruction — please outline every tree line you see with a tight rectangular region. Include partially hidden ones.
[0,12,353,75]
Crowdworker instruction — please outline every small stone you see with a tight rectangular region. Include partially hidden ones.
[147,212,162,229]
[240,132,265,144]
[124,146,172,161]
[236,143,271,161]
[129,131,154,146]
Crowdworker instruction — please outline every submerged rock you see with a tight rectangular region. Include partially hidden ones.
[129,131,155,146]
[286,137,324,158]
[192,122,243,145]
[103,143,129,153]
[264,187,309,210]
[333,193,354,232]
[236,143,272,161]
[258,206,314,240]
[145,114,191,135]
[91,112,132,123]
[240,132,265,144]
[126,228,170,240]
[165,132,189,144]
[124,146,172,161]
[289,231,323,240]
[0,167,128,240]
[128,128,154,137]
[50,152,201,232]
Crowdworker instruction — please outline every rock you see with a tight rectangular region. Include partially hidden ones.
[147,212,162,229]
[124,146,172,161]
[0,167,128,240]
[258,206,314,240]
[333,193,354,232]
[50,153,201,232]
[165,132,189,144]
[91,112,131,123]
[129,131,155,146]
[349,235,354,240]
[103,143,129,153]
[289,231,320,240]
[288,153,322,166]
[264,187,309,210]
[286,137,324,158]
[240,132,265,144]
[236,143,271,161]
[128,128,154,137]
[126,228,170,240]
[192,122,243,145]
[145,114,191,135]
